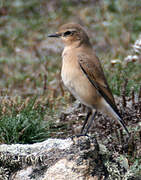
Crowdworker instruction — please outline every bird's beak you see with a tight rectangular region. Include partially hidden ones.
[48,33,61,38]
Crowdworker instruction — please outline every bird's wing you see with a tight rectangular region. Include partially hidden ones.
[78,53,121,118]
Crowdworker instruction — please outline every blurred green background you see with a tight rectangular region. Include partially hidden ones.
[0,0,141,144]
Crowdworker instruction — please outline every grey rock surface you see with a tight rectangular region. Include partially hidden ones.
[0,136,134,180]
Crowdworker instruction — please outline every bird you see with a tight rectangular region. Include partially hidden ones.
[48,23,130,136]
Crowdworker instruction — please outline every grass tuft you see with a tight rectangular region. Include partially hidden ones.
[0,98,53,144]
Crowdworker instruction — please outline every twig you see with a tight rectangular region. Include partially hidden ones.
[43,74,47,92]
[138,86,141,102]
[131,88,135,107]
[121,79,128,107]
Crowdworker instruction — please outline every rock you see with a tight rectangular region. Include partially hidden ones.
[12,167,33,180]
[0,135,137,179]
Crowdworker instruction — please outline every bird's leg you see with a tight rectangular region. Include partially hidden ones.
[71,109,97,139]
[83,110,97,135]
[81,108,92,134]
[70,108,92,139]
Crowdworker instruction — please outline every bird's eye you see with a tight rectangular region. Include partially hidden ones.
[63,31,72,37]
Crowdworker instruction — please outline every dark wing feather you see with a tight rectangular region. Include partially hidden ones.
[78,54,122,118]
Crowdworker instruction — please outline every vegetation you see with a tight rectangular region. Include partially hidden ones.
[0,98,54,144]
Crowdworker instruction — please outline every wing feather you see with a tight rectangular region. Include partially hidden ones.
[78,54,121,118]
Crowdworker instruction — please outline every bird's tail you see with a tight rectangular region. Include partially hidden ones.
[100,98,130,136]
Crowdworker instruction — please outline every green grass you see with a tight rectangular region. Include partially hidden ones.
[105,61,141,96]
[0,98,55,144]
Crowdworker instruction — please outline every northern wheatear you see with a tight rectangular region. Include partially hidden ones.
[48,23,130,136]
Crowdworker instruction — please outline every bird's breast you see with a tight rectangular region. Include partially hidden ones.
[61,56,78,92]
[61,54,100,108]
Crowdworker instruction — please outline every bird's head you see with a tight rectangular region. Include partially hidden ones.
[48,23,90,46]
